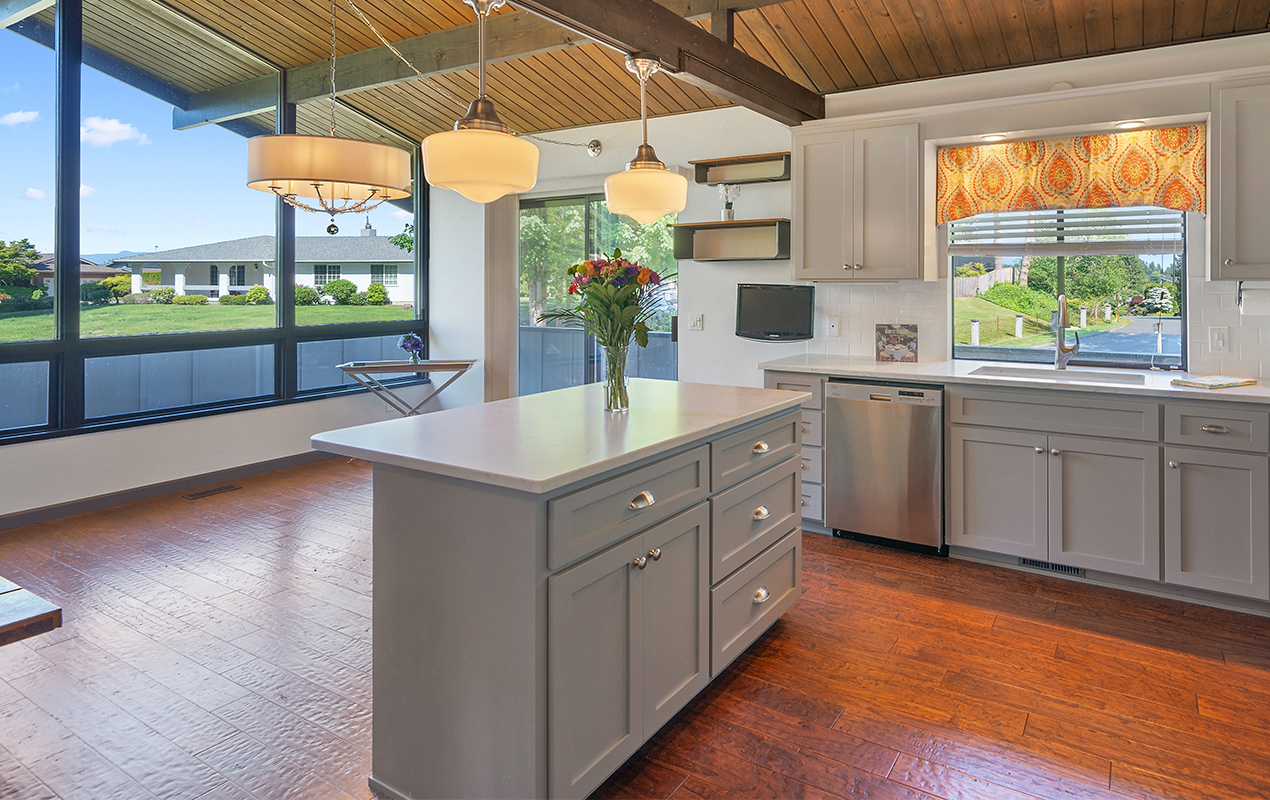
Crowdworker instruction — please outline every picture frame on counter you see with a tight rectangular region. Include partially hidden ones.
[877,324,919,362]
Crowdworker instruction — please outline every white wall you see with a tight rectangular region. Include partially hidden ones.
[427,190,487,409]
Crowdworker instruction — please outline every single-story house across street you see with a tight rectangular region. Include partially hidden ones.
[31,254,124,294]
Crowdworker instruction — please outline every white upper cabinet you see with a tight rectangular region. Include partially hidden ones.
[1213,80,1270,280]
[792,122,920,281]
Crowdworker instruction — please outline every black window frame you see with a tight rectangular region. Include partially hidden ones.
[0,0,430,445]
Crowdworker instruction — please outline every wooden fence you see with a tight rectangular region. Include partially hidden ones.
[954,267,1017,298]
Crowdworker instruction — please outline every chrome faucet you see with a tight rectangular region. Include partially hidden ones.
[1055,294,1080,369]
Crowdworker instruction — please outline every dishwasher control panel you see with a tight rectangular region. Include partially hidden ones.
[825,382,942,406]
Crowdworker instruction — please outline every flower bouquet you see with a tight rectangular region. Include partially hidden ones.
[397,332,424,364]
[539,249,674,412]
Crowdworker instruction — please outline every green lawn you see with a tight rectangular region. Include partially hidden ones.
[0,303,415,342]
[954,296,1121,347]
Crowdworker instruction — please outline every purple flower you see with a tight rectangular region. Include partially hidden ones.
[398,333,424,354]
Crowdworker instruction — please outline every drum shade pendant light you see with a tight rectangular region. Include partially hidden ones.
[421,0,539,203]
[246,0,412,233]
[604,56,687,224]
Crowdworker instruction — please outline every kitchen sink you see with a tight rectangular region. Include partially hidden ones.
[969,365,1147,385]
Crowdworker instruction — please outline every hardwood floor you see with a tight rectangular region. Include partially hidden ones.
[1,458,1268,799]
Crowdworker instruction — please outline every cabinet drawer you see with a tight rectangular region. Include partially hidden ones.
[949,387,1159,441]
[711,529,801,676]
[711,409,801,491]
[711,457,801,583]
[800,410,823,447]
[1165,404,1270,453]
[763,372,823,410]
[800,446,823,484]
[801,483,824,522]
[548,446,709,570]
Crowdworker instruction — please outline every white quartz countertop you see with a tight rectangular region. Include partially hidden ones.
[311,379,808,494]
[759,354,1270,405]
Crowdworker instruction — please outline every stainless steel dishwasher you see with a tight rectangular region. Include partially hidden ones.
[824,380,946,555]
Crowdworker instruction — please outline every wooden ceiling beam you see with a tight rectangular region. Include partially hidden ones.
[173,0,798,131]
[511,0,825,124]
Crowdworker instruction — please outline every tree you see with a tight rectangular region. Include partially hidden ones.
[1142,286,1174,315]
[0,239,39,286]
[389,224,414,254]
[519,206,584,325]
[955,262,985,277]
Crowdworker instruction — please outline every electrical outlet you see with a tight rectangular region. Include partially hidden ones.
[826,317,840,337]
[1209,326,1230,353]
[689,313,704,331]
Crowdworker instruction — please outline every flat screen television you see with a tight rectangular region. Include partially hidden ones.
[735,284,815,341]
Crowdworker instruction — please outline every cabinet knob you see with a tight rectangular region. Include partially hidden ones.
[1034,446,1045,454]
[1169,460,1180,469]
[753,505,771,521]
[628,490,656,510]
[1201,424,1230,435]
[1225,258,1233,266]
[752,440,770,454]
[1050,449,1061,456]
[853,264,862,271]
[632,556,648,570]
[753,586,770,604]
[647,547,662,561]
[801,462,810,470]
[800,498,808,507]
[843,264,850,270]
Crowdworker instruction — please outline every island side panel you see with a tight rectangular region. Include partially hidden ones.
[370,463,549,800]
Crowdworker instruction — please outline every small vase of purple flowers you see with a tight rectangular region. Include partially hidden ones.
[398,332,424,365]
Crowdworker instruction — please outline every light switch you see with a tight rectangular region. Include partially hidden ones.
[1209,326,1229,353]
[689,313,704,331]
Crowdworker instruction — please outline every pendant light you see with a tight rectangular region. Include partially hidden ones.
[421,0,539,203]
[246,0,412,234]
[604,55,687,225]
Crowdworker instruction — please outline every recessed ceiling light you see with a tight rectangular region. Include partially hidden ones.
[981,134,1007,142]
[1116,121,1146,130]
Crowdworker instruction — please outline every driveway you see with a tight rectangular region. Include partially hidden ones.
[1071,316,1182,355]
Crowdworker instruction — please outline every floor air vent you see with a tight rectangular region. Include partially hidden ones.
[1017,557,1085,577]
[182,485,241,501]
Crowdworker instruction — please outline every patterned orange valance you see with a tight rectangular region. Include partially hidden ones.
[935,125,1206,227]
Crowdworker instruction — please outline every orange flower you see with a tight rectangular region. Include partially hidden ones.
[637,268,651,285]
[583,262,598,277]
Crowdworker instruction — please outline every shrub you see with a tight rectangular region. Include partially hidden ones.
[981,282,1058,320]
[0,296,54,312]
[294,284,321,305]
[118,292,152,305]
[366,282,389,305]
[218,294,250,305]
[173,294,209,305]
[0,285,39,301]
[80,281,113,305]
[321,278,358,305]
[100,274,133,299]
[31,289,42,300]
[351,291,369,306]
[955,263,986,278]
[244,285,273,305]
[150,286,176,304]
[142,272,161,285]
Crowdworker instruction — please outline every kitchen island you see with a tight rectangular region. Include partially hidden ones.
[312,379,808,800]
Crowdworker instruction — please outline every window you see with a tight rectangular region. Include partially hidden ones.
[371,264,397,286]
[518,194,677,396]
[313,264,339,287]
[229,265,246,287]
[950,207,1185,369]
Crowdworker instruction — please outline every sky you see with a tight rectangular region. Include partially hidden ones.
[0,29,415,259]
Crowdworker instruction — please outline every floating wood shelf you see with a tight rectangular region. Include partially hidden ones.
[672,218,791,261]
[688,152,792,185]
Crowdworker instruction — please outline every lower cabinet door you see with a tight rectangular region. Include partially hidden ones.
[1164,446,1270,599]
[1048,435,1161,579]
[548,534,646,800]
[642,504,710,733]
[948,426,1048,559]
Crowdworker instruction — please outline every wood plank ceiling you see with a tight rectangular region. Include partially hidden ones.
[53,0,1270,142]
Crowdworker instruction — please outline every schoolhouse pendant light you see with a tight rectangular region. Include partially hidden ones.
[246,0,412,234]
[421,0,539,203]
[604,55,687,225]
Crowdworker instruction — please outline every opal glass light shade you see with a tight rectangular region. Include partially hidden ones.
[604,166,687,224]
[422,128,539,203]
[247,134,412,201]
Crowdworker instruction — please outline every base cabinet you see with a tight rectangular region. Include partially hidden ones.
[1164,446,1270,599]
[548,504,710,800]
[949,426,1048,559]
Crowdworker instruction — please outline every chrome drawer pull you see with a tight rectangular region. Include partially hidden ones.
[1202,424,1231,435]
[632,556,647,570]
[628,490,656,510]
[753,506,771,521]
[753,587,770,604]
[752,440,770,454]
[647,547,662,561]
[1169,460,1180,469]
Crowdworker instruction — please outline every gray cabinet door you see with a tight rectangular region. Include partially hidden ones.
[642,504,710,733]
[548,534,645,800]
[1048,435,1161,580]
[1214,81,1270,279]
[1164,446,1270,600]
[948,425,1048,559]
[853,124,920,280]
[793,128,855,280]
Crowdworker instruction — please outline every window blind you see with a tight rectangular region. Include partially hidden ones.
[947,207,1185,257]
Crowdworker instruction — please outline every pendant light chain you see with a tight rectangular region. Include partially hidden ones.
[329,0,338,137]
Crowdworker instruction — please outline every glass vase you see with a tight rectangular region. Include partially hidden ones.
[409,352,421,365]
[601,344,630,412]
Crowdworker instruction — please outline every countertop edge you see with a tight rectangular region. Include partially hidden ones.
[312,392,809,494]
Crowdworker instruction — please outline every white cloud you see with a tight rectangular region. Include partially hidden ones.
[80,184,96,197]
[22,187,45,200]
[86,224,126,235]
[80,116,150,147]
[0,110,38,126]
[391,209,413,221]
[0,83,19,93]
